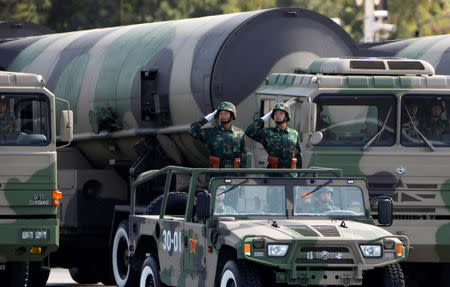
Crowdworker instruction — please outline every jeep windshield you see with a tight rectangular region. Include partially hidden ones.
[293,185,365,216]
[210,178,366,217]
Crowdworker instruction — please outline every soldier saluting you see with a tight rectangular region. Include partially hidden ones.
[245,102,301,169]
[189,102,247,168]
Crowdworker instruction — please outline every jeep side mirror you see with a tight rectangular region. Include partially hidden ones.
[377,198,393,226]
[196,191,211,220]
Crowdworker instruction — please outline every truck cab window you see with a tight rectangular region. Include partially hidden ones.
[401,95,450,147]
[315,95,396,146]
[0,94,50,146]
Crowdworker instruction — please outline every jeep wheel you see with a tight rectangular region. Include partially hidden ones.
[220,260,261,287]
[383,263,405,287]
[28,261,50,287]
[0,262,28,287]
[140,255,162,287]
[69,266,98,284]
[112,220,137,287]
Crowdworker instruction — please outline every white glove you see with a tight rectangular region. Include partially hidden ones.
[261,110,273,121]
[204,109,218,121]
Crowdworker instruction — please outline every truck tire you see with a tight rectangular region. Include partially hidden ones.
[112,220,137,287]
[0,262,28,287]
[69,266,99,284]
[219,260,261,287]
[383,263,405,287]
[145,192,188,215]
[27,261,50,287]
[140,255,163,287]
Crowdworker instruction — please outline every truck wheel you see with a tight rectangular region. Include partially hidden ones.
[145,192,188,215]
[383,263,405,287]
[113,220,137,287]
[69,266,99,284]
[27,261,50,287]
[140,255,163,287]
[0,262,28,287]
[220,260,261,287]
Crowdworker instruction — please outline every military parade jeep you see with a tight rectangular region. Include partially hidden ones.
[113,166,408,287]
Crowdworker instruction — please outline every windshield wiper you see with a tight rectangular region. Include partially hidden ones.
[301,179,332,198]
[404,104,435,151]
[217,179,249,196]
[362,107,392,151]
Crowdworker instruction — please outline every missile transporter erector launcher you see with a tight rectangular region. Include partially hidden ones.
[254,57,450,286]
[0,8,358,284]
[0,71,72,287]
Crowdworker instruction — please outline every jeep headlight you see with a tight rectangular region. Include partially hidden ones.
[267,244,289,257]
[22,231,34,240]
[360,245,382,257]
[35,231,47,240]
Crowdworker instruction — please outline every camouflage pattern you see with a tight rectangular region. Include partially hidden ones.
[0,8,359,278]
[245,119,301,168]
[254,57,450,270]
[216,101,237,120]
[271,102,291,121]
[127,167,408,287]
[0,72,59,267]
[189,117,247,168]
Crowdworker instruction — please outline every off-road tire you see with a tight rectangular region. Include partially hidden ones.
[145,192,188,215]
[27,261,50,287]
[112,220,138,287]
[219,259,261,287]
[140,255,163,287]
[383,263,405,287]
[1,262,28,287]
[69,266,99,284]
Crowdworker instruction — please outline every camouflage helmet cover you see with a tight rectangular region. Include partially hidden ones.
[271,102,291,121]
[217,101,237,120]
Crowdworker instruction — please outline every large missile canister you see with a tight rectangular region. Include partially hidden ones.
[0,8,357,168]
[358,34,450,75]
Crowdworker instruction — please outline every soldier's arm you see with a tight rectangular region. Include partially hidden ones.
[188,118,209,142]
[245,119,266,144]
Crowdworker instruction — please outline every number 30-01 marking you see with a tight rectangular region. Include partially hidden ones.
[162,230,182,253]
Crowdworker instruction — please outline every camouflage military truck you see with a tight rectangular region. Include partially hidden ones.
[0,71,72,287]
[116,166,408,287]
[251,57,450,286]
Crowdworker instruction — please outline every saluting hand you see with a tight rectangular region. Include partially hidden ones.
[204,109,218,121]
[261,110,273,121]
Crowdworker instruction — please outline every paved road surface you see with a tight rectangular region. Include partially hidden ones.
[46,268,115,287]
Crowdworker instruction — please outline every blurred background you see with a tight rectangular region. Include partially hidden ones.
[0,0,448,42]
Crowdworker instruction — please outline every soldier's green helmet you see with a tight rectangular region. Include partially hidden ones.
[271,102,291,121]
[217,102,237,120]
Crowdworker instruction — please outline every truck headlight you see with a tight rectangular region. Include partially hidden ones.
[360,245,382,257]
[268,244,289,257]
[22,231,34,239]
